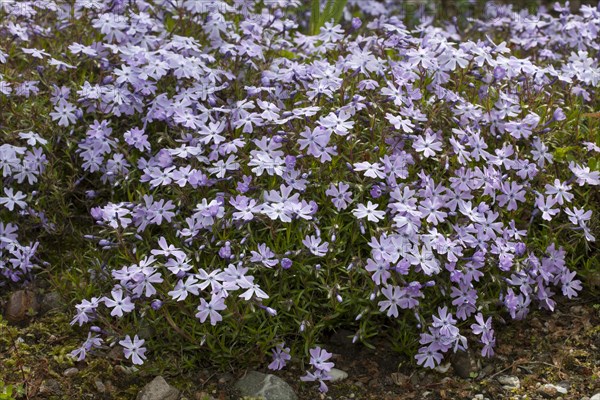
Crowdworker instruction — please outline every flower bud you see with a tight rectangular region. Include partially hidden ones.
[370,185,382,199]
[151,299,163,310]
[280,258,293,269]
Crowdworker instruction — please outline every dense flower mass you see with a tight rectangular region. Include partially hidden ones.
[1,0,600,394]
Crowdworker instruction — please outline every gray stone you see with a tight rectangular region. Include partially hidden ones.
[63,367,79,377]
[40,291,64,314]
[497,375,520,390]
[38,379,61,396]
[136,376,180,400]
[451,350,479,379]
[537,383,568,398]
[4,290,39,323]
[434,362,451,374]
[390,373,408,387]
[328,368,348,382]
[95,379,106,393]
[217,372,234,384]
[234,371,297,400]
[590,394,600,400]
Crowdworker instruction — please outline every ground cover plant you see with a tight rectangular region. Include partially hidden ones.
[1,0,600,396]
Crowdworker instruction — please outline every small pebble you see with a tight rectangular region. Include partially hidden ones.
[497,375,520,389]
[329,368,348,382]
[94,379,106,393]
[39,379,61,396]
[63,367,79,377]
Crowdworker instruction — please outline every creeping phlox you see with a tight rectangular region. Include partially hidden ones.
[1,0,599,393]
[0,131,48,283]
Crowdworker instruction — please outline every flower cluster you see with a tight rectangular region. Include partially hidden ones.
[300,346,335,393]
[1,0,599,394]
[0,132,48,283]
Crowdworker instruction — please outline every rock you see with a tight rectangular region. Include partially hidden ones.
[194,392,216,400]
[234,371,297,400]
[4,290,39,323]
[451,350,479,379]
[477,364,494,380]
[38,379,61,396]
[497,375,520,390]
[590,394,600,400]
[95,379,106,393]
[136,376,180,400]
[40,291,64,314]
[434,362,451,374]
[217,372,233,384]
[537,383,568,398]
[570,305,585,315]
[328,368,348,382]
[63,367,79,377]
[390,373,409,386]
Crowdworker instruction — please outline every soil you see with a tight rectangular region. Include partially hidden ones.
[1,291,598,400]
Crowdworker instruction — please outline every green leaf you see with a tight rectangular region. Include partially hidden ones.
[321,0,348,27]
[310,0,348,35]
[310,0,321,35]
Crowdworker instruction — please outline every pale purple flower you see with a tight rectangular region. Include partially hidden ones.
[309,346,334,372]
[352,201,385,222]
[119,335,147,365]
[268,344,291,371]
[325,182,353,210]
[196,295,227,325]
[413,130,443,158]
[302,235,329,257]
[103,289,135,317]
[0,188,27,211]
[49,100,78,127]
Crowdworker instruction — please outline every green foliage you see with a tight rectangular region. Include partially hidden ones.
[309,0,349,35]
[0,382,24,400]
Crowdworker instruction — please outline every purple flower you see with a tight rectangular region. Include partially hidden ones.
[415,345,443,369]
[432,306,459,337]
[302,235,329,257]
[49,100,78,127]
[119,335,147,365]
[366,258,391,286]
[280,258,293,269]
[309,346,334,372]
[103,289,134,317]
[413,130,443,158]
[300,368,331,393]
[196,295,227,326]
[250,243,278,267]
[268,344,291,371]
[325,182,353,210]
[352,201,385,222]
[70,332,103,361]
[497,181,526,211]
[560,270,582,299]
